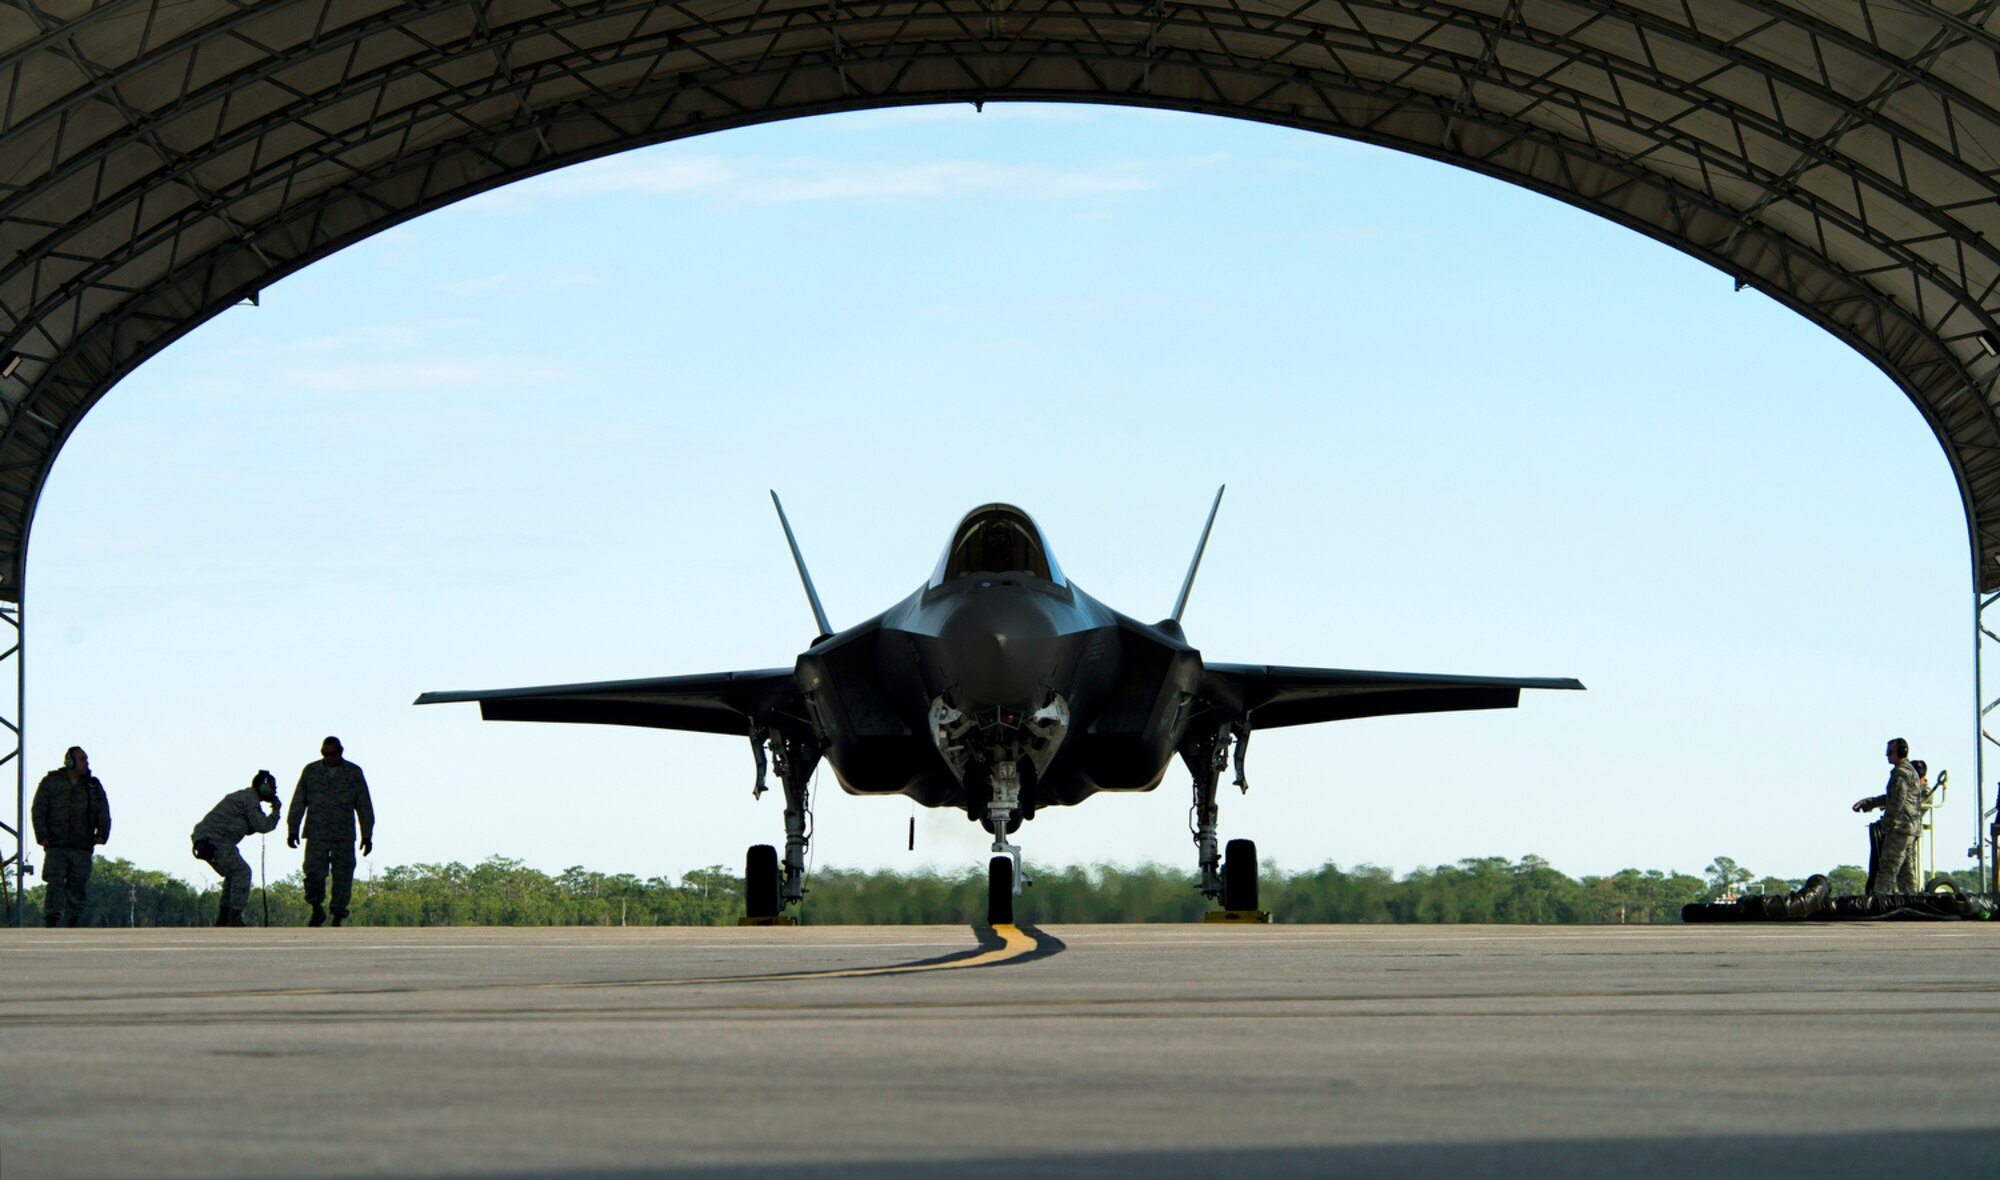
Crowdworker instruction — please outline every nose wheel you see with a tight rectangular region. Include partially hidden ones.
[988,856,1015,925]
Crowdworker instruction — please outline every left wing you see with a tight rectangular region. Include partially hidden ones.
[414,669,800,736]
[1201,664,1584,729]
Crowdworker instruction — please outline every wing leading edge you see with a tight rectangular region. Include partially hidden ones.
[413,669,799,736]
[1201,664,1584,729]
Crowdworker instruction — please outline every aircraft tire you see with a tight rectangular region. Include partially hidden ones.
[988,856,1015,926]
[746,844,779,919]
[1223,838,1259,912]
[1928,875,1963,894]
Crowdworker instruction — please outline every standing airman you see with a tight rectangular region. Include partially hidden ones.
[288,736,374,927]
[31,746,111,927]
[1854,737,1923,894]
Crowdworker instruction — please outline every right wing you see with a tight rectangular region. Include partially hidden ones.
[414,668,800,736]
[1202,664,1584,729]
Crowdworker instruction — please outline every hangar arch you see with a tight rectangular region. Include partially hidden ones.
[5,1,2000,599]
[4,0,2000,905]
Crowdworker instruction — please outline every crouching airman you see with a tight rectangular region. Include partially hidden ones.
[192,771,281,927]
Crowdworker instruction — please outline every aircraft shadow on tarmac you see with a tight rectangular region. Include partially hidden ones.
[302,1128,2000,1180]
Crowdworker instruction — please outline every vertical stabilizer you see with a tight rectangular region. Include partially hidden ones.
[771,491,833,641]
[1171,486,1226,624]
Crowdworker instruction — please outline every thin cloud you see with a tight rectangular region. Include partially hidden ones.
[427,272,603,296]
[279,358,570,392]
[559,426,656,448]
[290,317,484,353]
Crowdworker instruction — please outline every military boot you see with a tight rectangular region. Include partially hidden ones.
[214,903,232,927]
[308,903,325,927]
[43,912,58,927]
[330,913,344,928]
[222,909,247,928]
[66,915,79,927]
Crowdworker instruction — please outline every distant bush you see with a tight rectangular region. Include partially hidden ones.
[9,852,1953,927]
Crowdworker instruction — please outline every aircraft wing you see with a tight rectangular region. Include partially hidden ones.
[414,668,800,736]
[1201,664,1584,730]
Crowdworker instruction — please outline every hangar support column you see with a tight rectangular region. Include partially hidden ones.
[0,602,20,926]
[1978,591,1998,894]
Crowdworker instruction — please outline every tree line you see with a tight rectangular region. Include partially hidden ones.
[5,853,1959,927]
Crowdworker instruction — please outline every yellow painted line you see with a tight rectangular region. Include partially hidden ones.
[544,923,1040,989]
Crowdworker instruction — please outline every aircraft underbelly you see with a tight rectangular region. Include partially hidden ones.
[816,607,1197,814]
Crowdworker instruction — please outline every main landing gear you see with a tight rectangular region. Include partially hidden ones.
[742,728,820,926]
[1185,722,1269,924]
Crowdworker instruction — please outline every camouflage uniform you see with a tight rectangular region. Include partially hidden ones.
[191,787,280,909]
[288,760,374,918]
[1861,757,1924,894]
[30,767,110,924]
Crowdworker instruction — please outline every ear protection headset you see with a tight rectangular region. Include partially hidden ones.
[63,746,84,771]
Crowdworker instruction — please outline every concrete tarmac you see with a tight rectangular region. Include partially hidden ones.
[3,922,1999,1178]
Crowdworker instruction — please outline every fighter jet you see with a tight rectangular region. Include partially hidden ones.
[417,490,1582,923]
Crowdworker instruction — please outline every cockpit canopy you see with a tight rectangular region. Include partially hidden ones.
[929,504,1066,588]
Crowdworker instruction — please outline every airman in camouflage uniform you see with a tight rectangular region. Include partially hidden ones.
[287,736,374,927]
[1854,737,1923,894]
[30,746,110,927]
[192,771,282,927]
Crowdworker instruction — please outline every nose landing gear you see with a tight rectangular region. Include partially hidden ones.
[986,760,1029,926]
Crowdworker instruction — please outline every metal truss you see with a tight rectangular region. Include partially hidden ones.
[3,0,2000,604]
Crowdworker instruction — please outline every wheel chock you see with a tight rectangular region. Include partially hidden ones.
[736,915,797,927]
[1203,909,1271,924]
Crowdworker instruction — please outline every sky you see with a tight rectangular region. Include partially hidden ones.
[17,103,1988,893]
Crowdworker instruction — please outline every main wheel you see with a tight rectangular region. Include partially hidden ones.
[1928,875,1963,894]
[1223,838,1259,912]
[988,856,1015,926]
[745,844,780,919]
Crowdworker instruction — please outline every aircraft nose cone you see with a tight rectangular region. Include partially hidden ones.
[932,585,1060,709]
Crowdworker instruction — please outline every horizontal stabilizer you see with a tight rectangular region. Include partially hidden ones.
[415,668,798,736]
[1202,664,1584,729]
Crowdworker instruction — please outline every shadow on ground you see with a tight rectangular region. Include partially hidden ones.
[323,1128,1998,1180]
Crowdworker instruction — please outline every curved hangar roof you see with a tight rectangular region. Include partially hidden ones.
[5,0,2000,598]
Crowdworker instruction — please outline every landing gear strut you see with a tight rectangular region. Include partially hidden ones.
[1183,724,1230,899]
[744,728,820,923]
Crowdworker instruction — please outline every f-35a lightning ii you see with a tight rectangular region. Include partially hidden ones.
[417,490,1582,923]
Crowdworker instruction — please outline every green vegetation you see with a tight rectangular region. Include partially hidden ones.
[8,853,1971,927]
